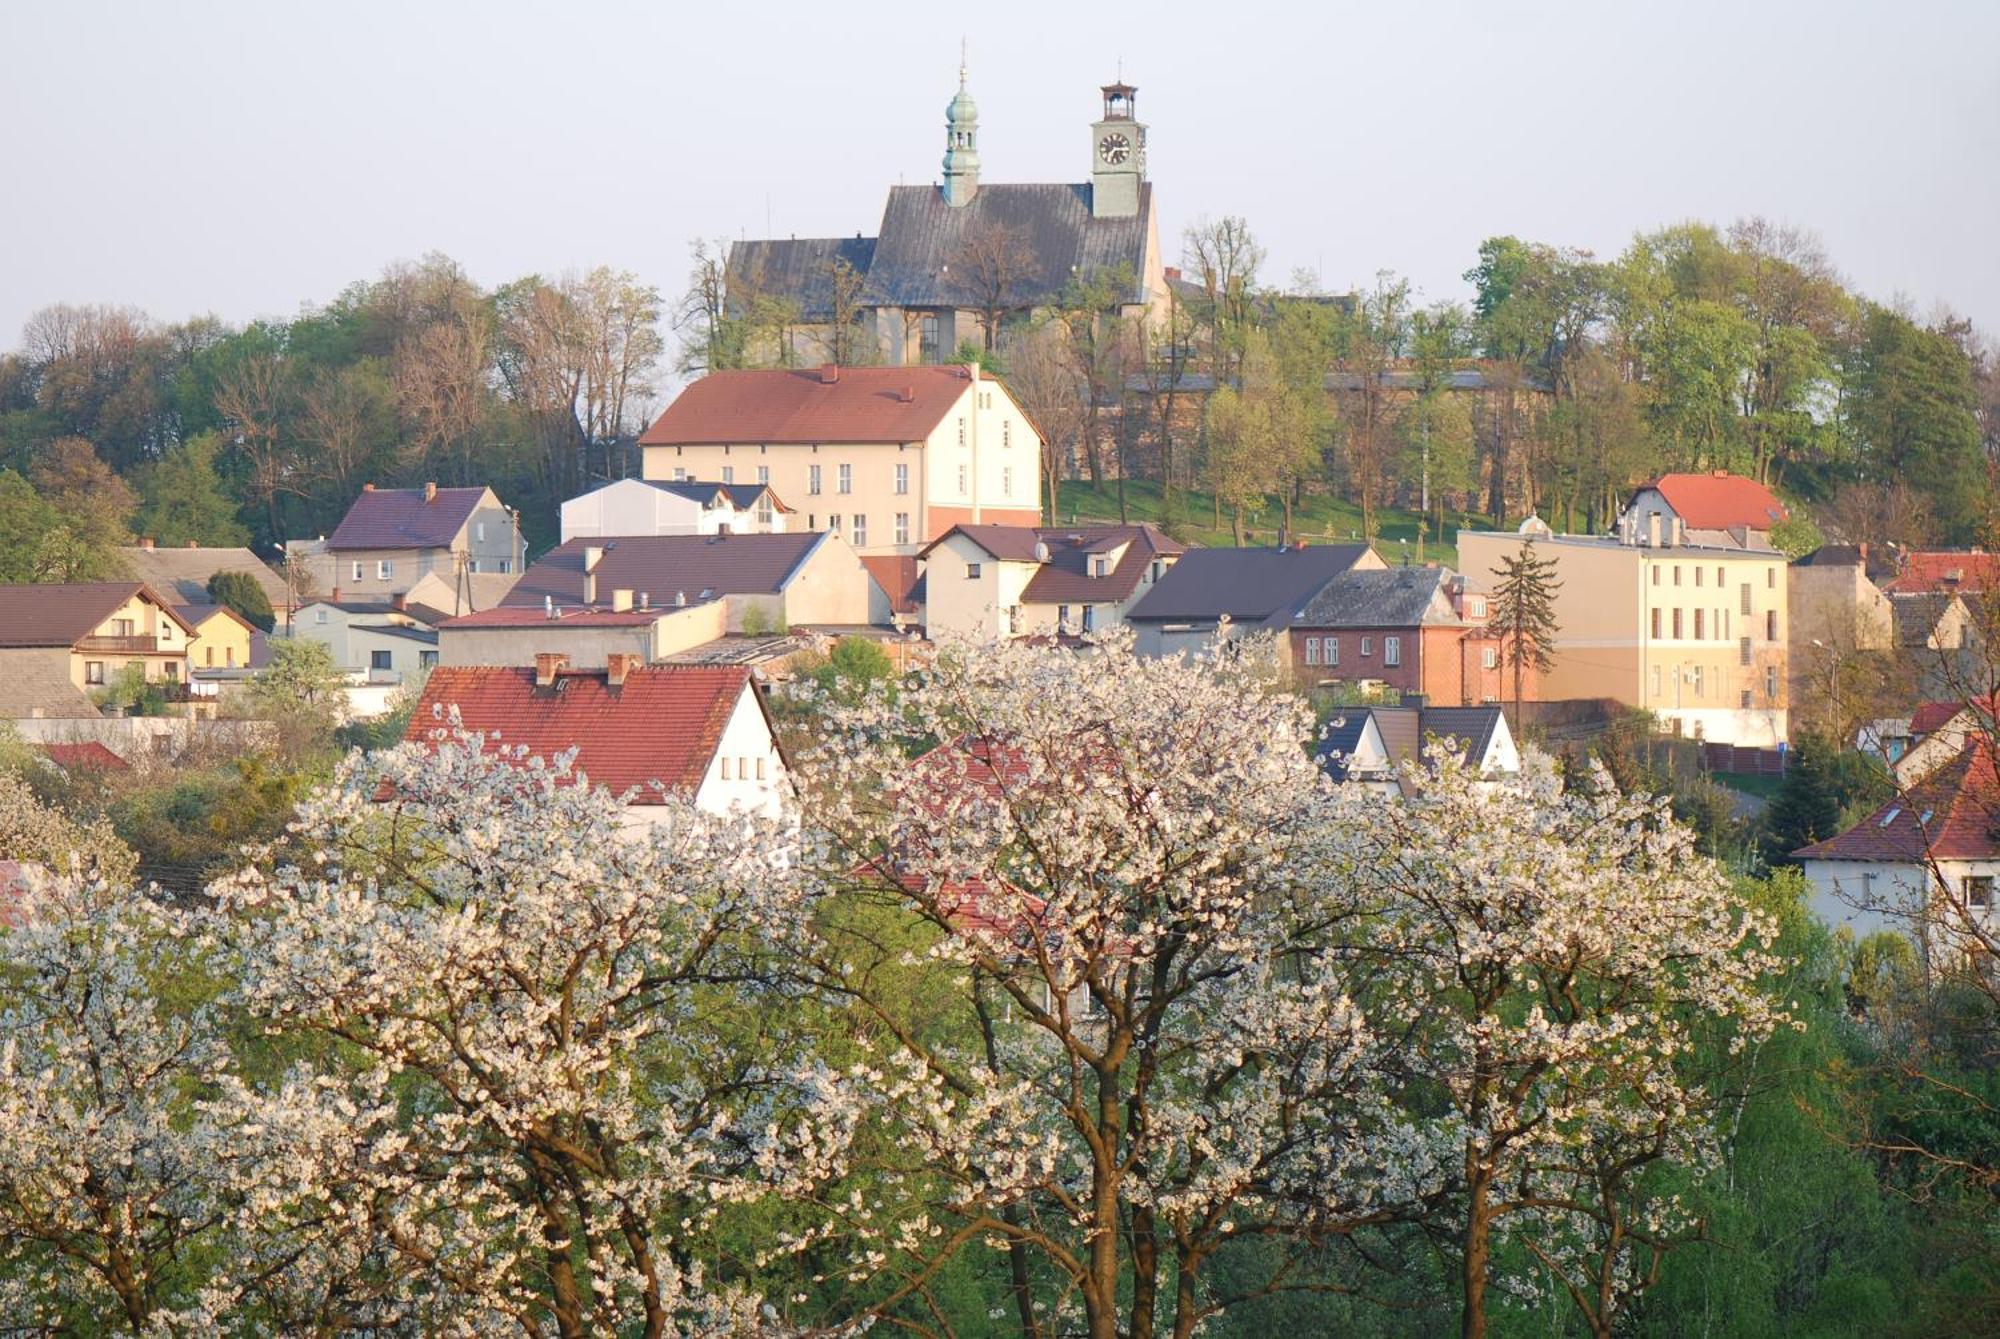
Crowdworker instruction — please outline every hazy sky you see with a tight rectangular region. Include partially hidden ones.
[4,0,1996,380]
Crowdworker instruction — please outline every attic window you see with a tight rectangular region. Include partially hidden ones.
[1878,807,1902,827]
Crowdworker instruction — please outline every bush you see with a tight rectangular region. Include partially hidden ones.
[206,570,275,632]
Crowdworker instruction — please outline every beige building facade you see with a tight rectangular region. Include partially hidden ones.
[1458,524,1790,745]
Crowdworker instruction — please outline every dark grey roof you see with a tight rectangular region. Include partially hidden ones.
[727,237,877,322]
[645,480,786,512]
[353,623,440,646]
[1126,545,1375,627]
[859,184,1153,309]
[1315,704,1505,783]
[1890,592,1961,647]
[1420,707,1505,763]
[1291,567,1461,629]
[1316,711,1378,782]
[502,533,829,609]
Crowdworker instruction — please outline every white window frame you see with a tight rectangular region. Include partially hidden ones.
[377,559,393,580]
[851,514,867,547]
[1361,636,1373,658]
[351,561,364,582]
[1305,636,1320,666]
[894,512,910,545]
[1384,636,1401,667]
[808,464,822,495]
[1326,637,1339,666]
[957,463,968,495]
[894,463,909,494]
[837,463,852,494]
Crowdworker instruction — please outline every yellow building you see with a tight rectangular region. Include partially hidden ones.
[176,603,257,672]
[0,583,194,718]
[638,364,1042,556]
[1457,518,1789,746]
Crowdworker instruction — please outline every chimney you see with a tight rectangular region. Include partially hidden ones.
[639,591,651,610]
[545,595,555,620]
[819,363,839,384]
[362,483,375,492]
[392,593,407,612]
[674,590,686,607]
[138,537,155,551]
[1646,513,1661,548]
[534,652,568,686]
[1670,516,1685,547]
[611,588,634,613]
[331,586,342,603]
[185,540,197,549]
[898,385,915,403]
[1711,468,1728,478]
[583,545,604,573]
[424,481,438,502]
[606,652,640,687]
[966,360,981,381]
[583,573,597,606]
[1164,265,1182,281]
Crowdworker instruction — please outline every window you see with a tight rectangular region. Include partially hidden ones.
[837,463,852,494]
[1384,636,1402,667]
[721,465,734,484]
[85,661,104,685]
[1651,566,1660,586]
[1469,597,1486,619]
[894,512,910,545]
[808,464,822,495]
[957,417,966,447]
[1766,610,1778,641]
[1058,605,1071,628]
[894,463,909,494]
[370,650,392,671]
[829,514,841,535]
[1081,606,1096,632]
[1716,567,1725,588]
[1740,583,1752,615]
[957,463,968,495]
[1693,609,1704,639]
[1741,689,1753,709]
[1305,636,1320,666]
[1361,636,1374,658]
[720,757,732,781]
[1482,646,1499,670]
[378,560,393,580]
[112,618,135,637]
[205,646,214,667]
[1739,636,1752,666]
[1002,466,1013,497]
[1002,420,1011,448]
[1691,665,1704,697]
[1650,608,1661,639]
[1650,664,1662,696]
[1672,608,1683,638]
[1765,665,1778,699]
[755,757,766,781]
[758,465,769,484]
[225,647,236,668]
[315,608,328,625]
[756,496,774,527]
[1964,876,1992,909]
[163,661,178,681]
[851,514,867,547]
[1767,567,1776,588]
[1673,566,1681,586]
[1326,637,1339,666]
[966,563,982,580]
[420,650,438,668]
[672,467,687,481]
[351,561,364,583]
[1694,566,1703,587]
[920,313,940,363]
[1091,555,1109,578]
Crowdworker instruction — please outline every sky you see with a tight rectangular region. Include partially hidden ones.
[3,0,1996,380]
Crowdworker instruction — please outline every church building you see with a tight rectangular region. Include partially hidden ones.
[727,69,1170,365]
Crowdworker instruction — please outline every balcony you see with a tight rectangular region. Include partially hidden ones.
[76,635,170,654]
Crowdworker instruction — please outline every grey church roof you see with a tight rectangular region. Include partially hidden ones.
[728,237,877,322]
[860,184,1153,309]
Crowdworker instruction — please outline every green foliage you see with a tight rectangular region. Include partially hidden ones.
[108,754,317,890]
[1760,733,1891,867]
[1844,305,1987,541]
[1770,511,1825,559]
[205,569,274,632]
[134,431,250,547]
[806,636,895,706]
[952,338,1003,376]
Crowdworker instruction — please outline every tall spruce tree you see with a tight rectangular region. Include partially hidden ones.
[1487,540,1562,729]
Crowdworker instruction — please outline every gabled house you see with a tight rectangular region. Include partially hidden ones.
[120,541,289,610]
[501,531,889,633]
[175,604,256,673]
[0,583,195,718]
[918,523,1184,640]
[1794,741,2000,955]
[406,658,789,821]
[438,599,726,669]
[306,482,520,600]
[1887,694,1999,787]
[290,597,443,684]
[559,478,791,543]
[1124,543,1385,658]
[1882,549,2000,595]
[1622,470,1789,551]
[1287,566,1504,705]
[1315,697,1518,794]
[638,363,1042,554]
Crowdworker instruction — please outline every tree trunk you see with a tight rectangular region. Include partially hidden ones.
[1170,1247,1203,1339]
[1129,1204,1158,1339]
[1461,1158,1493,1339]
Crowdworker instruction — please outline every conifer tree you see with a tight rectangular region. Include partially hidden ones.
[1486,540,1562,727]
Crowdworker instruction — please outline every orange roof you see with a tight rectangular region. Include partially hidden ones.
[639,365,979,446]
[405,665,755,803]
[1884,550,2000,594]
[1909,693,2000,736]
[860,555,924,616]
[1795,741,2000,862]
[1642,472,1789,531]
[38,741,129,773]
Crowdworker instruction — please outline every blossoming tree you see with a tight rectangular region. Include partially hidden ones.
[799,633,1435,1339]
[204,726,862,1337]
[1330,750,1788,1339]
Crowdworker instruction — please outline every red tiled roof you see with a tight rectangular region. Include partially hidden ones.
[38,741,129,773]
[328,486,491,552]
[405,665,754,803]
[860,556,924,617]
[1909,693,2000,736]
[1795,742,2000,862]
[1643,472,1789,531]
[638,366,980,446]
[1884,550,2000,594]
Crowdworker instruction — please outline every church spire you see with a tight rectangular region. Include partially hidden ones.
[942,47,980,208]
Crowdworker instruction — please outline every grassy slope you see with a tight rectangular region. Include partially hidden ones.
[1047,479,1492,571]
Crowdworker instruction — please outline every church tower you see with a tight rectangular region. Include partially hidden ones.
[1089,81,1146,219]
[941,58,980,207]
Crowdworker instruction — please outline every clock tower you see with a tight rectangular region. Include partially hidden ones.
[941,58,980,208]
[1089,82,1145,219]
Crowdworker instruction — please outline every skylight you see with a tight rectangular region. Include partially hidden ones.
[1879,807,1902,827]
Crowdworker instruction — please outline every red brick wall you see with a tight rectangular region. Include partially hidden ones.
[1289,625,1506,705]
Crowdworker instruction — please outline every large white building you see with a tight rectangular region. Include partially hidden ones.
[559,479,789,543]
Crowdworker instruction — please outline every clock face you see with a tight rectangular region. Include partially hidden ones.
[1098,132,1131,165]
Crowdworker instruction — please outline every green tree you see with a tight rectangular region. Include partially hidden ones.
[1486,539,1562,725]
[1844,305,1987,541]
[206,570,275,632]
[133,431,250,547]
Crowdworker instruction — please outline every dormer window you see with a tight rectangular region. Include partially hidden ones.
[1092,556,1109,578]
